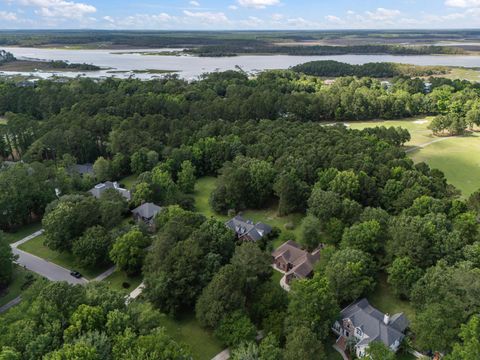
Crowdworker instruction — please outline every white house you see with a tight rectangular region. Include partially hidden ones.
[332,298,409,358]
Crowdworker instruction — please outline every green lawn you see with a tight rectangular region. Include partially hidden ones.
[347,117,435,147]
[368,273,416,323]
[119,174,139,190]
[18,235,111,280]
[158,313,223,360]
[0,117,6,125]
[103,270,142,294]
[194,177,226,220]
[271,269,284,287]
[194,177,305,247]
[0,266,37,307]
[347,117,480,197]
[409,133,480,197]
[3,222,42,244]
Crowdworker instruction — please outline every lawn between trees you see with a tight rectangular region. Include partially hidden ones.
[347,117,480,197]
[0,266,36,308]
[193,176,418,347]
[194,177,304,248]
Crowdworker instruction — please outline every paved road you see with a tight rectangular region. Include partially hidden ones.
[0,296,22,314]
[12,230,44,247]
[12,247,87,285]
[211,349,230,360]
[11,231,87,285]
[93,266,116,282]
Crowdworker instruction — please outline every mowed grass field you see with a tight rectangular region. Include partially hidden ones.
[347,116,436,147]
[103,270,142,294]
[347,117,480,197]
[157,313,223,360]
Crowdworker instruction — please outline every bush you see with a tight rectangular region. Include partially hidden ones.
[284,222,294,231]
[122,282,131,289]
[214,311,257,347]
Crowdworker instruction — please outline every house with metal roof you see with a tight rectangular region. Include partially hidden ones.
[89,181,131,201]
[225,215,272,242]
[332,298,409,358]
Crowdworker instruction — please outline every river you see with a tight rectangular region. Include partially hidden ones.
[2,47,480,80]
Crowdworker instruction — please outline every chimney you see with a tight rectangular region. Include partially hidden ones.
[383,313,390,325]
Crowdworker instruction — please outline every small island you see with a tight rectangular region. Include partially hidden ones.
[0,49,101,72]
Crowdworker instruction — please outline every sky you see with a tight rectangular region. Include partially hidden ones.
[0,0,480,30]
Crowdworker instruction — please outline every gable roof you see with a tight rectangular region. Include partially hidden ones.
[272,240,321,279]
[132,202,162,220]
[225,215,272,241]
[89,181,131,201]
[73,163,94,176]
[340,298,408,349]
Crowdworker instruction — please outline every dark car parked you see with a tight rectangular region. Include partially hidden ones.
[70,271,82,279]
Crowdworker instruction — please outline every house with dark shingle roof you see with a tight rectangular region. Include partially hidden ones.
[132,202,162,227]
[332,298,409,358]
[272,240,321,287]
[89,181,131,201]
[225,215,272,242]
[72,163,94,177]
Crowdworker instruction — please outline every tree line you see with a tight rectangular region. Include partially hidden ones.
[1,69,480,358]
[292,60,449,78]
[190,44,465,57]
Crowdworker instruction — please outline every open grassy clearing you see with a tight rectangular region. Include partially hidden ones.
[18,235,111,279]
[119,174,138,190]
[368,273,416,323]
[347,117,480,197]
[346,117,435,147]
[440,67,480,82]
[157,313,223,360]
[271,269,284,287]
[194,177,304,246]
[409,133,480,197]
[103,270,142,294]
[0,266,37,307]
[0,116,6,125]
[3,222,42,244]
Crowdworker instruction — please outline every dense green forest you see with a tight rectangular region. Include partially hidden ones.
[1,69,480,359]
[292,60,449,78]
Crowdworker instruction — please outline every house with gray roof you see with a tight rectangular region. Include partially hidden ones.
[132,202,163,227]
[332,298,409,358]
[225,215,272,242]
[89,181,131,201]
[72,163,94,177]
[272,240,321,287]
